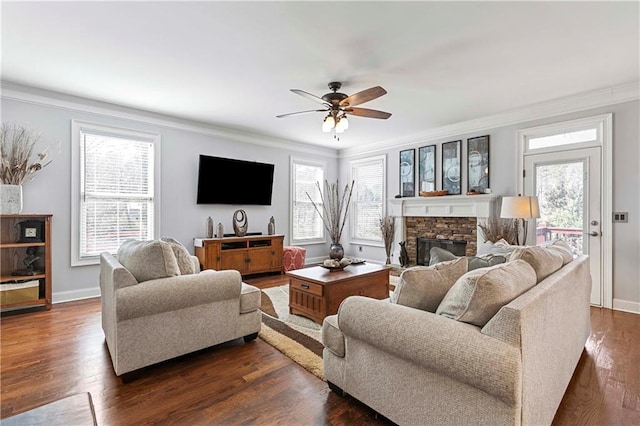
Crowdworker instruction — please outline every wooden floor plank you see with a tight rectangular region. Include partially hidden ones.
[1,275,639,425]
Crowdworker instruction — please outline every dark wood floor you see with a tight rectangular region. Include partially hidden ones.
[1,274,638,425]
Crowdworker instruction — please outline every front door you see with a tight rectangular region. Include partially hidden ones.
[524,147,602,305]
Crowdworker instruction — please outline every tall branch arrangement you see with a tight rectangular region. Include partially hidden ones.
[379,215,395,263]
[306,180,354,244]
[478,201,518,245]
[1,123,53,185]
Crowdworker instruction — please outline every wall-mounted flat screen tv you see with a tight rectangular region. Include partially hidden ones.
[196,155,275,205]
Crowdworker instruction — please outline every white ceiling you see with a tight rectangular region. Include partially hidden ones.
[2,1,638,150]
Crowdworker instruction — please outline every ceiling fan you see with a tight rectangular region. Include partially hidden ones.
[277,82,391,134]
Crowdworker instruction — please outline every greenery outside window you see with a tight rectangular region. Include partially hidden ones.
[71,121,160,266]
[350,155,386,245]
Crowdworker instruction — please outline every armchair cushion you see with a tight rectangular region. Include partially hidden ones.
[117,239,180,283]
[391,257,468,312]
[161,236,196,275]
[436,259,537,327]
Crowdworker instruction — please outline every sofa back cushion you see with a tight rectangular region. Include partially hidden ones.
[546,239,574,265]
[391,257,468,312]
[161,236,195,275]
[436,259,537,327]
[117,239,180,283]
[509,245,564,282]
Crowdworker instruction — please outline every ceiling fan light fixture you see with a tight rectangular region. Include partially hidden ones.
[322,115,335,132]
[336,115,349,132]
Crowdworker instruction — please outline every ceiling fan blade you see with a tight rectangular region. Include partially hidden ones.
[276,109,328,118]
[291,89,329,106]
[343,107,392,119]
[339,86,387,107]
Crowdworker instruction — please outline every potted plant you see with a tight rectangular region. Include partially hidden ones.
[1,123,53,214]
[307,180,354,259]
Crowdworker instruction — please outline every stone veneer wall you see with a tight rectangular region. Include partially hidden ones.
[404,216,477,266]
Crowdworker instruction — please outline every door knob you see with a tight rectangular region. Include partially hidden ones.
[584,231,600,237]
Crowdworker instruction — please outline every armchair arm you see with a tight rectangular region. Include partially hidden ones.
[336,296,522,406]
[116,269,243,321]
[100,252,138,293]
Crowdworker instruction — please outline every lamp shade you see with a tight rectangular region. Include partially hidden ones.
[500,196,540,219]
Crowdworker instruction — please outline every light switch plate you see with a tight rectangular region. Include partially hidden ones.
[613,212,628,223]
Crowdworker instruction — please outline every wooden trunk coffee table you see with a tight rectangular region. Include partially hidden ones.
[287,263,390,324]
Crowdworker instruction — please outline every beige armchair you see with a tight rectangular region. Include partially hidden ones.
[100,238,261,376]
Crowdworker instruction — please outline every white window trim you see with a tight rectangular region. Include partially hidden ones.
[289,156,327,246]
[70,120,161,266]
[350,154,387,247]
[516,113,613,309]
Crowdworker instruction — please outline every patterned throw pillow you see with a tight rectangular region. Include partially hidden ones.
[161,237,195,275]
[429,247,506,271]
[436,260,537,327]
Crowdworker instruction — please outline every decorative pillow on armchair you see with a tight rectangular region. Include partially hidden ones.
[391,257,468,312]
[436,259,537,327]
[161,236,196,275]
[117,239,180,283]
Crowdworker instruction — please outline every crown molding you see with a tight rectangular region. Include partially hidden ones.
[339,81,640,158]
[0,81,338,159]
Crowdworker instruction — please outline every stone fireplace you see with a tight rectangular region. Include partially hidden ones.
[390,195,498,267]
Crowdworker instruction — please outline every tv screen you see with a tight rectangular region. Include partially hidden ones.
[196,155,275,205]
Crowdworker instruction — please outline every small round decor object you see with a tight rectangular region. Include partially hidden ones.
[349,258,366,265]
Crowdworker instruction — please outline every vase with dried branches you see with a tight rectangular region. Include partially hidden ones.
[379,215,395,264]
[1,123,54,214]
[307,180,354,259]
[478,200,518,245]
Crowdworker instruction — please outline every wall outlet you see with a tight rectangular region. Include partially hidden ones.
[613,212,629,223]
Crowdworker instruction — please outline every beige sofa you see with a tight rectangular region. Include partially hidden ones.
[100,238,261,376]
[322,245,591,425]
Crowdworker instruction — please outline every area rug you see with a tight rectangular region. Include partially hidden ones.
[258,275,399,381]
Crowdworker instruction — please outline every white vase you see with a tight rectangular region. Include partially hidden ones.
[0,184,23,214]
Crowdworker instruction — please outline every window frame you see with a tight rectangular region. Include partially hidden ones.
[289,156,327,245]
[350,154,387,247]
[71,120,161,266]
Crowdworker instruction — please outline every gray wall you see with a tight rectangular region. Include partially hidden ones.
[1,93,337,302]
[341,100,640,311]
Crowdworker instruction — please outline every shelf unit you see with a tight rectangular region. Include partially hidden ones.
[0,214,52,311]
[194,234,283,276]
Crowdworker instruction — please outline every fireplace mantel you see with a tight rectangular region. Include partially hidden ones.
[390,194,499,218]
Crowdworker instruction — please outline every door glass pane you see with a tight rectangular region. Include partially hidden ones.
[535,161,584,256]
[528,128,597,150]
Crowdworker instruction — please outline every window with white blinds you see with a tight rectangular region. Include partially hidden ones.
[351,155,386,244]
[291,158,326,244]
[71,121,159,265]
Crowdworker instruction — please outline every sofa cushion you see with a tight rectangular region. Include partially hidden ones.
[161,236,195,275]
[509,245,564,282]
[429,247,506,271]
[436,259,537,327]
[117,239,180,283]
[546,239,574,265]
[391,257,468,312]
[240,283,261,314]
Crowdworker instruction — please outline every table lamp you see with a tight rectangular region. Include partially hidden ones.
[500,195,540,245]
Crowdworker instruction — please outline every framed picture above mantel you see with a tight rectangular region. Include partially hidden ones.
[418,145,436,194]
[399,149,415,197]
[467,135,490,193]
[442,140,462,195]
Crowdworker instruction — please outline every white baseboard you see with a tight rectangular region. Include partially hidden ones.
[612,298,640,314]
[53,287,100,304]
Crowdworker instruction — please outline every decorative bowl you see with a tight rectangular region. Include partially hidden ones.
[321,264,347,272]
[419,190,449,197]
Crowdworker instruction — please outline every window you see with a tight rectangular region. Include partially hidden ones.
[71,121,160,265]
[290,157,326,244]
[351,155,386,244]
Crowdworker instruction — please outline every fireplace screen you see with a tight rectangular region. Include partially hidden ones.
[416,237,467,265]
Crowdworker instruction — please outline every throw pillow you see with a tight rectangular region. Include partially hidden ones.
[161,236,195,275]
[546,239,574,265]
[391,257,468,312]
[429,246,506,271]
[117,239,180,283]
[436,259,537,327]
[509,246,564,283]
